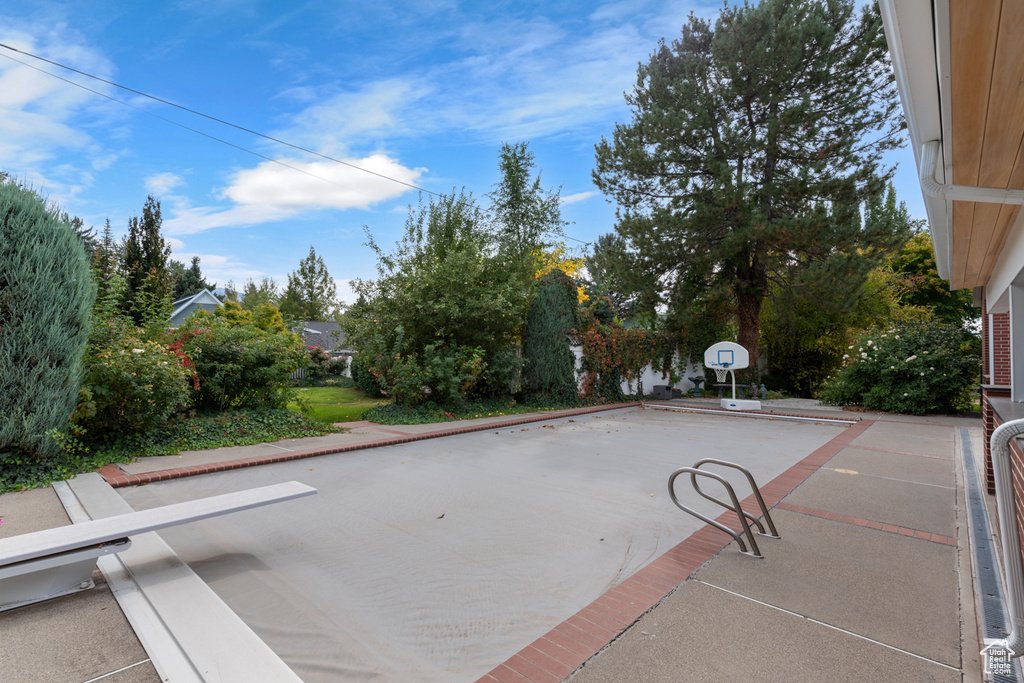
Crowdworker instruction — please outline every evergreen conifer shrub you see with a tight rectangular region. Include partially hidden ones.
[0,180,95,459]
[522,270,579,401]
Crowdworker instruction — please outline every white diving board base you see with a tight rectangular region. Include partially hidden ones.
[2,473,314,682]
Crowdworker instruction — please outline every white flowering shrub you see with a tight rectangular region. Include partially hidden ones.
[819,321,979,414]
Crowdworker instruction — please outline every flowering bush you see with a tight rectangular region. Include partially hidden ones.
[172,310,308,410]
[819,321,979,414]
[79,337,192,434]
[306,345,331,379]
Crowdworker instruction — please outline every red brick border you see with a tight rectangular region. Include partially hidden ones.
[773,501,957,546]
[475,416,874,682]
[98,403,641,488]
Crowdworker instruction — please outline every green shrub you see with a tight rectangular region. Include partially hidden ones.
[79,337,191,434]
[366,337,486,407]
[0,179,95,460]
[350,353,382,396]
[172,310,308,410]
[819,321,979,414]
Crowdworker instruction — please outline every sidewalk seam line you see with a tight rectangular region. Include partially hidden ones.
[694,580,960,672]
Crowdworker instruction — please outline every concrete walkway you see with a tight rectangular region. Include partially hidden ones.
[480,406,986,682]
[0,400,992,682]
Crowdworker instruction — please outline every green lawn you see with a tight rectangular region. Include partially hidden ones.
[289,386,383,423]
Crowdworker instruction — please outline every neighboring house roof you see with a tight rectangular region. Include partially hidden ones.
[169,289,223,328]
[298,321,349,354]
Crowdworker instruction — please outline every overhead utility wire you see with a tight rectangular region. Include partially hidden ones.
[0,42,592,245]
[0,41,439,196]
[0,50,379,196]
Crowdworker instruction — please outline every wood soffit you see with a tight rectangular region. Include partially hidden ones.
[949,0,1024,290]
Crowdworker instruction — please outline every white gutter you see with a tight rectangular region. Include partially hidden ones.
[990,419,1024,657]
[920,141,1024,205]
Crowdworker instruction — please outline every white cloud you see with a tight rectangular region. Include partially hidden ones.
[0,22,118,172]
[145,172,186,195]
[281,80,433,156]
[561,191,595,205]
[162,154,423,235]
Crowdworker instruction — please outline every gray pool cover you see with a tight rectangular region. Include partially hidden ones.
[119,407,843,681]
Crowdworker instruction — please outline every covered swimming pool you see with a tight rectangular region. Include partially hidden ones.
[114,407,846,681]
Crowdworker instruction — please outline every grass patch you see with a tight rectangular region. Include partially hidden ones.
[288,386,383,423]
[0,408,344,494]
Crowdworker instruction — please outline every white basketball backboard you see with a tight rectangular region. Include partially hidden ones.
[704,341,749,370]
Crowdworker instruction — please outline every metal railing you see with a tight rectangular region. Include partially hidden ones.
[667,459,779,558]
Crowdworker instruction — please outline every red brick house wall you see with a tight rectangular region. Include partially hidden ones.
[983,288,1014,494]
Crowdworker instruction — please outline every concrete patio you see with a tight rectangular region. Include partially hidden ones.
[0,400,998,682]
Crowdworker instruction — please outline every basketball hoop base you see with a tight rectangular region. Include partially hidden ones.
[722,398,762,411]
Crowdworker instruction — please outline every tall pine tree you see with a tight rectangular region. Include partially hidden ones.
[279,246,338,321]
[121,196,172,326]
[593,0,904,367]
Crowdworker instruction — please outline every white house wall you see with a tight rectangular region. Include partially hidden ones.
[985,208,1024,315]
[570,345,703,396]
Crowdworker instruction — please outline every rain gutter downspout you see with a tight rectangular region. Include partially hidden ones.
[920,141,1024,205]
[990,418,1024,657]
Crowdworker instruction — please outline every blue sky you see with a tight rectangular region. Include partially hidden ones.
[2,0,925,305]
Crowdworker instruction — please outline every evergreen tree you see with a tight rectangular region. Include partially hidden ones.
[593,0,903,367]
[121,196,172,326]
[64,214,98,254]
[241,276,280,311]
[0,179,95,460]
[522,270,579,401]
[92,218,121,304]
[170,256,216,300]
[279,246,339,321]
[222,280,239,303]
[584,233,649,319]
[760,184,917,395]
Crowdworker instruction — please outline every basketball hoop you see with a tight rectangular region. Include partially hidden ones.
[714,367,729,384]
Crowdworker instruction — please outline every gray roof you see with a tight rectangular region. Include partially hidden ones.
[298,321,348,353]
[169,289,223,328]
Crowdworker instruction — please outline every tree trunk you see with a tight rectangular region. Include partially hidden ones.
[736,289,762,373]
[735,251,768,373]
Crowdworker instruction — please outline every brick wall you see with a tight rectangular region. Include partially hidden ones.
[984,390,1013,493]
[982,287,1014,493]
[993,313,1012,386]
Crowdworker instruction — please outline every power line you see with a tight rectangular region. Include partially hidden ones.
[0,41,440,196]
[0,42,596,247]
